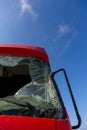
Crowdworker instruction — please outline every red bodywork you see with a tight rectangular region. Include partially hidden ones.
[0,43,72,130]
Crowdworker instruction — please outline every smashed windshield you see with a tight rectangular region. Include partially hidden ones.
[0,56,63,118]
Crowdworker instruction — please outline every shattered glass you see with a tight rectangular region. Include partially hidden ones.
[0,56,63,118]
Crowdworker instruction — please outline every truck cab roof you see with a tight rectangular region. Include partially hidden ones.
[0,43,49,64]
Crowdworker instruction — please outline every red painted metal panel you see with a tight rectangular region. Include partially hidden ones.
[0,43,49,64]
[0,116,57,130]
[0,115,72,130]
[57,119,72,130]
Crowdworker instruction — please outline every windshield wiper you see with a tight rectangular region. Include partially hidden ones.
[0,98,42,117]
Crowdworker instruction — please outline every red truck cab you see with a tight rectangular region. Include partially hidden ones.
[0,44,81,130]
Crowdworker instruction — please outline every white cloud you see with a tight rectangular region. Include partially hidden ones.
[57,24,71,39]
[54,24,72,42]
[63,30,78,51]
[20,0,38,19]
[59,30,78,57]
[53,24,78,57]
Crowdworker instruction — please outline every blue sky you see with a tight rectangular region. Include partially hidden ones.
[0,0,87,129]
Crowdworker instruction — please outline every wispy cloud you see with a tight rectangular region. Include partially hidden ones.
[63,30,78,51]
[56,24,71,40]
[53,24,79,56]
[20,0,38,19]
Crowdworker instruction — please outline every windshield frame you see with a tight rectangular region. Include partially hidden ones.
[50,73,65,116]
[0,55,65,118]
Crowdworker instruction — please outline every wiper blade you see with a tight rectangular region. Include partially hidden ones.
[0,98,42,116]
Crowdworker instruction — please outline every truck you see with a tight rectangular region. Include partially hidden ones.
[0,43,81,130]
